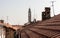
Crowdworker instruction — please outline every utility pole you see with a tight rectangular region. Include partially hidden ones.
[51,1,55,16]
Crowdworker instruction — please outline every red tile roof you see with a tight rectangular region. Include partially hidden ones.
[0,23,23,30]
[20,14,60,38]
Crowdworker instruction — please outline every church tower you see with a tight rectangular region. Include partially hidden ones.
[28,8,31,23]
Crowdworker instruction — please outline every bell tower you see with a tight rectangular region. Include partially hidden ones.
[28,8,31,23]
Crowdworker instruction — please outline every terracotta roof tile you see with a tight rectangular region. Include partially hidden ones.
[20,14,60,38]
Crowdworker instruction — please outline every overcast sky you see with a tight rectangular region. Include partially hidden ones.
[0,0,60,25]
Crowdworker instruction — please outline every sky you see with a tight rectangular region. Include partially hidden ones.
[0,0,60,25]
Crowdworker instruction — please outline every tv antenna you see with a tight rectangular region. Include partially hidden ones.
[7,16,8,24]
[33,8,36,22]
[51,1,56,16]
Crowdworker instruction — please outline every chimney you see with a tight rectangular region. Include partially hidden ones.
[42,7,51,21]
[42,11,46,20]
[0,20,4,23]
[28,8,31,23]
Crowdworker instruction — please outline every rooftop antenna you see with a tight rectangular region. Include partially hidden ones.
[51,1,56,16]
[33,8,36,23]
[7,16,8,24]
